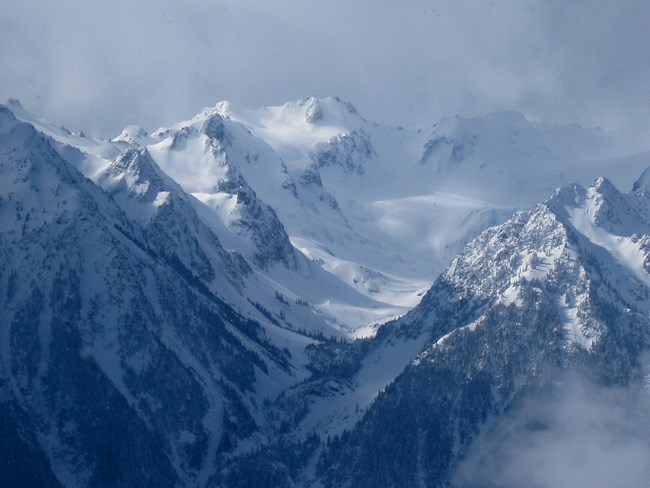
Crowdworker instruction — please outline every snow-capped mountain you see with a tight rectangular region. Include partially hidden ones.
[0,105,303,487]
[218,172,650,487]
[311,175,650,487]
[190,95,650,333]
[9,96,650,336]
[3,95,650,488]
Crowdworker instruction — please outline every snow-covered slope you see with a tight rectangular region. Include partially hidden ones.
[10,96,650,336]
[0,105,306,487]
[212,97,650,326]
[4,94,650,487]
[204,170,650,486]
[7,100,394,336]
[312,175,650,487]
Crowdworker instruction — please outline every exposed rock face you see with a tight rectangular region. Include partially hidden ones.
[316,178,650,487]
[4,98,650,488]
[0,106,291,487]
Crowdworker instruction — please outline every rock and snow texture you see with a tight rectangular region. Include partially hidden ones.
[163,96,650,334]
[202,171,650,487]
[313,176,650,487]
[9,96,650,336]
[0,105,300,487]
[4,96,650,487]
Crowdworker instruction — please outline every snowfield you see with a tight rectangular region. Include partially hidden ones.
[4,96,650,487]
[9,96,650,337]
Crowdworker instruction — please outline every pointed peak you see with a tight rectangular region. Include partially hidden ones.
[632,166,650,194]
[193,101,235,122]
[112,125,149,144]
[110,147,159,178]
[154,101,241,141]
[591,176,619,196]
[303,97,323,124]
[6,97,23,109]
[116,146,144,161]
[99,147,170,201]
[546,182,586,212]
[266,95,366,128]
[214,100,231,113]
[304,96,362,118]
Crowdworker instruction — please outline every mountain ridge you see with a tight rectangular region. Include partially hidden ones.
[3,97,650,487]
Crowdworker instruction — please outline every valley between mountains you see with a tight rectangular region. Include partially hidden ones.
[2,96,650,487]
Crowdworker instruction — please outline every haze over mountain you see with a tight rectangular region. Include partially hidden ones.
[3,1,650,137]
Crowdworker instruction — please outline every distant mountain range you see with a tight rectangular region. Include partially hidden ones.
[2,96,650,487]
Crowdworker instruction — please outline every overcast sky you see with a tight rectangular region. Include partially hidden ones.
[2,0,649,136]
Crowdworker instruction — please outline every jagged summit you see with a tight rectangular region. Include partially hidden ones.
[298,95,363,124]
[98,148,170,208]
[205,95,367,142]
[314,170,650,487]
[181,95,364,134]
[548,175,650,238]
[4,94,650,487]
[111,125,149,145]
[260,95,365,126]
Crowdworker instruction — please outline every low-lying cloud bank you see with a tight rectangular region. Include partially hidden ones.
[454,371,650,488]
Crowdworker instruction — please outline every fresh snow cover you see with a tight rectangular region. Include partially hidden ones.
[0,104,317,486]
[558,290,594,350]
[183,96,650,335]
[6,95,650,487]
[296,333,430,438]
[568,179,650,291]
[9,95,650,338]
[549,178,650,317]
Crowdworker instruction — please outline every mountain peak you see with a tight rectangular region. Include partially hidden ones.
[112,125,149,145]
[632,166,650,193]
[548,182,585,208]
[254,96,366,130]
[303,96,323,123]
[593,175,617,194]
[192,101,233,122]
[300,96,361,122]
[5,97,23,109]
[109,147,160,181]
[98,147,171,210]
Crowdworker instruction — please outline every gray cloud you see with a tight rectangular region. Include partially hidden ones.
[453,371,650,488]
[2,1,649,136]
